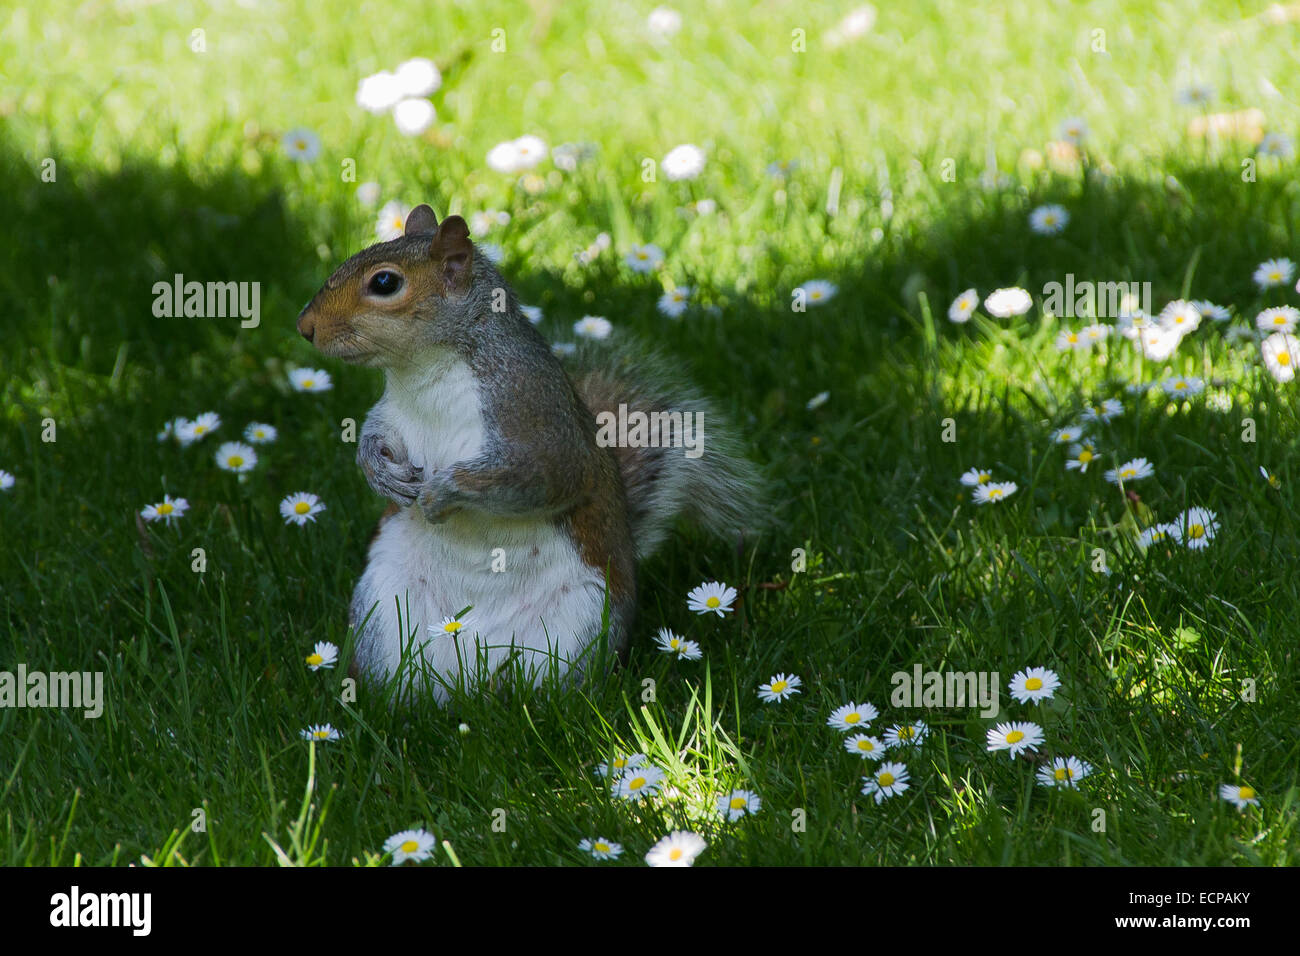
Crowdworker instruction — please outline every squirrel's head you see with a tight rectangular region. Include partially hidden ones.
[296,204,474,366]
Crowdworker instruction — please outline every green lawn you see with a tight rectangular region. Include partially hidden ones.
[1,0,1298,865]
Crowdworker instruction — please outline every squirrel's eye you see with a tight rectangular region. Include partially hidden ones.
[367,271,403,296]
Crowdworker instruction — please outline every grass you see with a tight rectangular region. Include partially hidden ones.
[2,0,1299,865]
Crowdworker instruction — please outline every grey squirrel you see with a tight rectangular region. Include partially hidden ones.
[296,204,760,702]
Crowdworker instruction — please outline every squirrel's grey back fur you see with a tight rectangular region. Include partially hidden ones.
[566,340,763,559]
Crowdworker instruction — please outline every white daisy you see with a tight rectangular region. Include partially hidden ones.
[1260,465,1282,490]
[1037,756,1093,789]
[827,702,878,731]
[1159,300,1201,334]
[986,721,1044,758]
[374,200,410,241]
[578,837,624,860]
[1080,399,1123,424]
[861,762,910,803]
[757,673,802,703]
[948,288,979,323]
[645,830,706,867]
[595,753,646,778]
[356,182,381,206]
[718,789,761,822]
[479,242,505,264]
[1104,457,1155,484]
[355,71,405,114]
[1137,523,1180,549]
[647,7,684,38]
[1255,306,1299,333]
[883,721,929,748]
[1175,82,1215,106]
[551,342,577,358]
[657,287,692,318]
[1055,328,1087,351]
[844,734,887,760]
[1081,323,1112,343]
[280,492,326,526]
[1052,425,1085,444]
[215,441,257,473]
[520,304,543,324]
[1007,666,1061,704]
[1064,443,1099,472]
[486,135,547,174]
[654,628,700,660]
[1253,257,1295,290]
[796,280,838,307]
[1177,506,1219,550]
[625,244,665,273]
[1257,132,1294,159]
[282,128,321,163]
[393,57,442,97]
[1057,116,1089,143]
[984,287,1033,318]
[140,495,190,525]
[178,411,221,445]
[1191,300,1231,322]
[430,614,468,638]
[806,391,830,410]
[300,723,342,742]
[661,143,705,181]
[289,368,333,392]
[1161,375,1204,397]
[1029,204,1069,235]
[1218,783,1260,810]
[687,581,736,616]
[960,467,994,487]
[573,315,612,340]
[973,481,1017,504]
[0,470,14,491]
[305,641,339,671]
[383,828,436,865]
[392,98,436,136]
[1136,326,1182,361]
[244,422,277,444]
[613,764,666,801]
[1261,332,1300,382]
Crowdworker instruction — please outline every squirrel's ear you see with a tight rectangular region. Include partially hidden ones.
[404,204,439,236]
[432,215,473,289]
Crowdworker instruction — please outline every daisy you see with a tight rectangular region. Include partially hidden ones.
[828,701,879,731]
[645,831,706,867]
[654,628,700,660]
[661,144,705,181]
[647,7,685,38]
[596,753,646,778]
[375,200,409,241]
[1116,310,1152,339]
[551,142,596,172]
[1218,783,1260,810]
[1158,300,1201,334]
[282,128,321,163]
[1176,506,1219,550]
[392,98,436,136]
[244,422,277,444]
[393,57,441,97]
[1136,326,1181,361]
[1258,133,1294,159]
[1008,666,1061,704]
[215,442,257,473]
[687,581,736,616]
[520,304,543,324]
[844,734,887,760]
[806,391,830,410]
[612,764,666,801]
[1037,756,1093,789]
[289,368,333,392]
[1081,323,1112,343]
[718,789,761,822]
[883,721,928,748]
[973,481,1017,504]
[356,181,381,206]
[758,673,801,703]
[383,828,436,865]
[573,315,612,340]
[430,614,467,637]
[1057,116,1089,143]
[578,837,624,861]
[1138,523,1180,549]
[1261,332,1300,382]
[355,71,405,114]
[1051,425,1085,444]
[796,280,838,307]
[1261,465,1282,490]
[141,495,190,525]
[280,492,326,526]
[1253,257,1295,290]
[986,721,1044,758]
[305,641,339,671]
[1081,398,1124,424]
[1029,204,1069,235]
[179,411,221,445]
[960,466,994,486]
[479,242,505,264]
[657,287,692,318]
[1105,457,1155,484]
[948,288,979,323]
[1055,328,1086,351]
[1255,306,1299,333]
[1161,375,1204,397]
[0,470,13,491]
[157,417,185,442]
[625,244,665,273]
[861,762,910,803]
[1175,83,1215,106]
[765,159,799,178]
[300,723,342,742]
[1065,443,1099,472]
[1191,300,1231,322]
[486,135,547,174]
[551,342,577,358]
[984,287,1033,318]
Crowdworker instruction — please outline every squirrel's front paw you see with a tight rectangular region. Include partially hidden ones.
[358,432,424,505]
[417,473,463,524]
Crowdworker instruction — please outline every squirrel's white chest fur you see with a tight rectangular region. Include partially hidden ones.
[351,354,607,701]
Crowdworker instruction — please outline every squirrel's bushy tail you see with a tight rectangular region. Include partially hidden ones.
[570,343,762,560]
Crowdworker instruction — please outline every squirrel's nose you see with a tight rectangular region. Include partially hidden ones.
[297,306,316,342]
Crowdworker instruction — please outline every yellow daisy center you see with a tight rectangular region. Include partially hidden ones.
[1188,524,1205,539]
[313,730,330,739]
[294,501,311,514]
[628,776,646,791]
[1151,530,1166,541]
[730,797,746,809]
[1238,786,1256,800]
[1121,468,1136,478]
[1006,730,1025,744]
[1270,271,1282,281]
[899,726,915,739]
[400,840,419,853]
[1054,768,1067,781]
[706,596,720,608]
[227,456,244,467]
[1025,677,1043,691]
[612,758,627,769]
[1077,450,1094,463]
[594,842,609,852]
[1174,382,1187,390]
[302,379,315,388]
[158,502,174,515]
[857,739,874,751]
[988,489,1004,499]
[668,847,683,860]
[669,638,679,649]
[444,621,462,633]
[770,680,787,694]
[844,712,861,724]
[306,653,323,667]
[1279,351,1291,366]
[979,472,990,481]
[878,773,895,787]
[194,425,208,434]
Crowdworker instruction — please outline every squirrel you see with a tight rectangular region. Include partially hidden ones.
[296,203,760,703]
